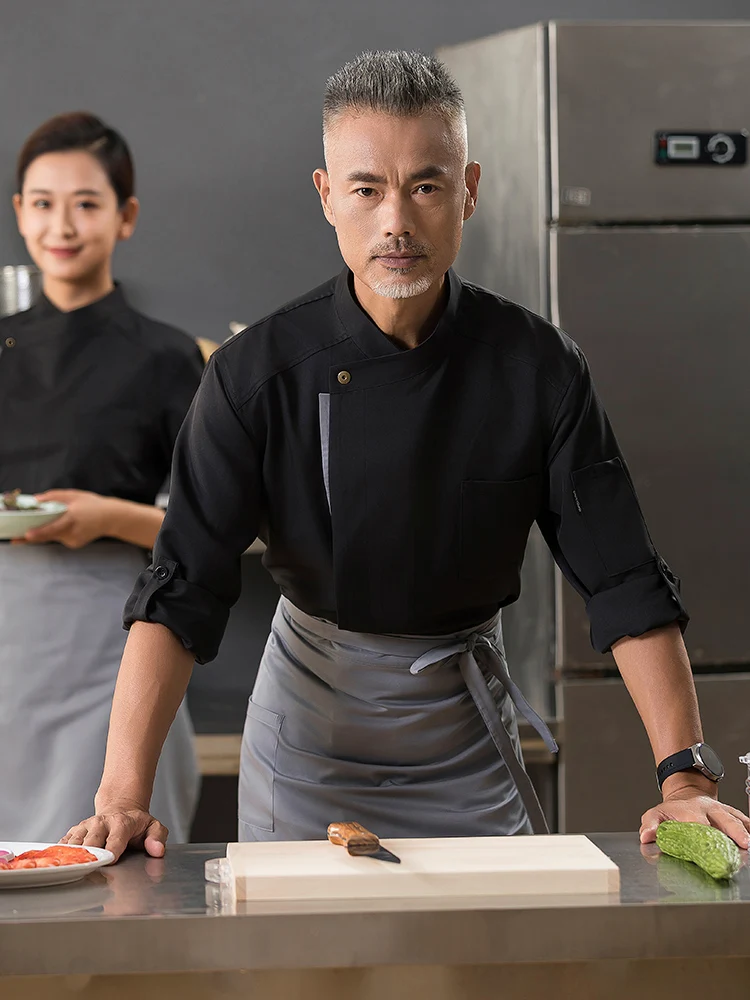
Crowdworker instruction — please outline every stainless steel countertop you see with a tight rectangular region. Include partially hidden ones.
[0,834,748,977]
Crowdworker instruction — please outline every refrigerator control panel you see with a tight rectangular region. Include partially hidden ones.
[655,131,747,166]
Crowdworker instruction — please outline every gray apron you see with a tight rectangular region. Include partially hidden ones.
[238,597,557,842]
[0,542,200,843]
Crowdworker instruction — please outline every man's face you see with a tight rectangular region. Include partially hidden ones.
[314,111,479,299]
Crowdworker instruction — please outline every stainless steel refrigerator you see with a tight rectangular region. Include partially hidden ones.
[439,22,750,830]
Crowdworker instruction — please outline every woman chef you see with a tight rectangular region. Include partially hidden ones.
[0,112,203,843]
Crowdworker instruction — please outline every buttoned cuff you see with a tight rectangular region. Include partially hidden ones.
[586,560,689,653]
[123,559,229,664]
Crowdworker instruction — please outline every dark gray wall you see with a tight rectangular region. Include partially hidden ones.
[2,2,749,340]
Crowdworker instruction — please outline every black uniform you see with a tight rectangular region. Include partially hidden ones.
[0,285,203,502]
[126,269,688,664]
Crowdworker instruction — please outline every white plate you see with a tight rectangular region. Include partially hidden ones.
[0,843,114,889]
[0,495,67,540]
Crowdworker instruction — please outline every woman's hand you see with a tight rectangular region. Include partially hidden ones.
[16,489,118,548]
[14,489,165,549]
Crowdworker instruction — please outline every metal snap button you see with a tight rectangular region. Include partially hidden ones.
[154,565,170,581]
[337,370,351,385]
[5,337,16,348]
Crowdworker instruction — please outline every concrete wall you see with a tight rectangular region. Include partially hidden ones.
[2,2,748,340]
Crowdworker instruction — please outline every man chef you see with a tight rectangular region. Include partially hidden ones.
[64,50,750,858]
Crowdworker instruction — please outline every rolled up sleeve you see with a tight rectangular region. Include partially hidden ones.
[124,352,261,663]
[537,345,689,653]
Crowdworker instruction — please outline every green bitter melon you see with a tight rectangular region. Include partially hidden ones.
[656,820,742,880]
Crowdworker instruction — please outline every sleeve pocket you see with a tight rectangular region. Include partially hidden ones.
[571,458,655,576]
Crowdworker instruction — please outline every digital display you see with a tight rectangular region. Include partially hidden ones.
[699,744,723,776]
[655,130,747,166]
[667,136,700,160]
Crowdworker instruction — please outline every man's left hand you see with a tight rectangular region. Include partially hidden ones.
[640,782,750,849]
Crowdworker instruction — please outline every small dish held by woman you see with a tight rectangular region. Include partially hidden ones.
[0,490,67,539]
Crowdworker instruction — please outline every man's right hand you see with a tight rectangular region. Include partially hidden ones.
[60,805,169,862]
[63,620,195,863]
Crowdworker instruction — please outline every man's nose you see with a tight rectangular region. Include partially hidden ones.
[380,192,416,238]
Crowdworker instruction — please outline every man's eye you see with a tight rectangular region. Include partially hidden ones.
[416,184,437,194]
[356,187,375,197]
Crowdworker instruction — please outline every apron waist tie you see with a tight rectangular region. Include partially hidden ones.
[410,633,558,835]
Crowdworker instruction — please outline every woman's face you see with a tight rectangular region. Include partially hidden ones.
[13,151,138,285]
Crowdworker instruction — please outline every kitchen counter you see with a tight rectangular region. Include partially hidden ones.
[0,834,749,999]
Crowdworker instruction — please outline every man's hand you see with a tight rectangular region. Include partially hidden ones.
[15,489,117,548]
[612,626,750,852]
[640,780,750,849]
[60,804,169,863]
[67,624,194,866]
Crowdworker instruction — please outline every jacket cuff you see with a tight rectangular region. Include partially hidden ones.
[586,560,689,654]
[123,560,229,664]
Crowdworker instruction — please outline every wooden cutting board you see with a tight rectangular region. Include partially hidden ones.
[226,835,619,901]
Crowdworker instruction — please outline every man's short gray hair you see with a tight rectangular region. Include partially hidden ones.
[323,50,464,135]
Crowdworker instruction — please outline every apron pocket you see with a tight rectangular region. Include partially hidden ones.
[239,700,284,833]
[460,476,540,589]
[571,458,655,576]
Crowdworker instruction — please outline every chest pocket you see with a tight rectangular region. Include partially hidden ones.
[460,475,541,590]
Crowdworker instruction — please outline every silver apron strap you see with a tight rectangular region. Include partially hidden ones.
[410,633,558,834]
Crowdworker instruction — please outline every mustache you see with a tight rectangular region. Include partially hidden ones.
[370,239,432,258]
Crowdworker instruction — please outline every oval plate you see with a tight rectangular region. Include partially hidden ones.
[0,843,114,889]
[0,496,67,540]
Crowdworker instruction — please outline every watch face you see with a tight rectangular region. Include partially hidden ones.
[697,743,723,777]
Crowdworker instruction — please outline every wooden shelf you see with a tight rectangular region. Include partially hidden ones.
[195,731,558,777]
[195,734,243,775]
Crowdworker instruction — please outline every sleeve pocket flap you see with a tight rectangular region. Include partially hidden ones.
[571,458,655,576]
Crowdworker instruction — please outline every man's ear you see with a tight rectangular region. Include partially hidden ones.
[313,168,336,227]
[463,161,481,221]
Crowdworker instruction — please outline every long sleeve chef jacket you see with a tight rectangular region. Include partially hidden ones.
[0,286,203,502]
[124,269,688,663]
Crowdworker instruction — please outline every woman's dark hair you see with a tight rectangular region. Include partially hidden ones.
[16,112,135,206]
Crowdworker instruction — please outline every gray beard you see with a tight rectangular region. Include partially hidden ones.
[369,273,434,299]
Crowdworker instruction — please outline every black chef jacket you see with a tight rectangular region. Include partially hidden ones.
[125,269,688,663]
[0,286,203,504]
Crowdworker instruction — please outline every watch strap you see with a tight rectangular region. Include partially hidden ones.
[656,747,696,790]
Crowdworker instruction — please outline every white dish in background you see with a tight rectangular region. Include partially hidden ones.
[0,495,67,540]
[0,843,114,889]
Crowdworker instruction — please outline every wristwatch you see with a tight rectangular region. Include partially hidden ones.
[656,742,724,791]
